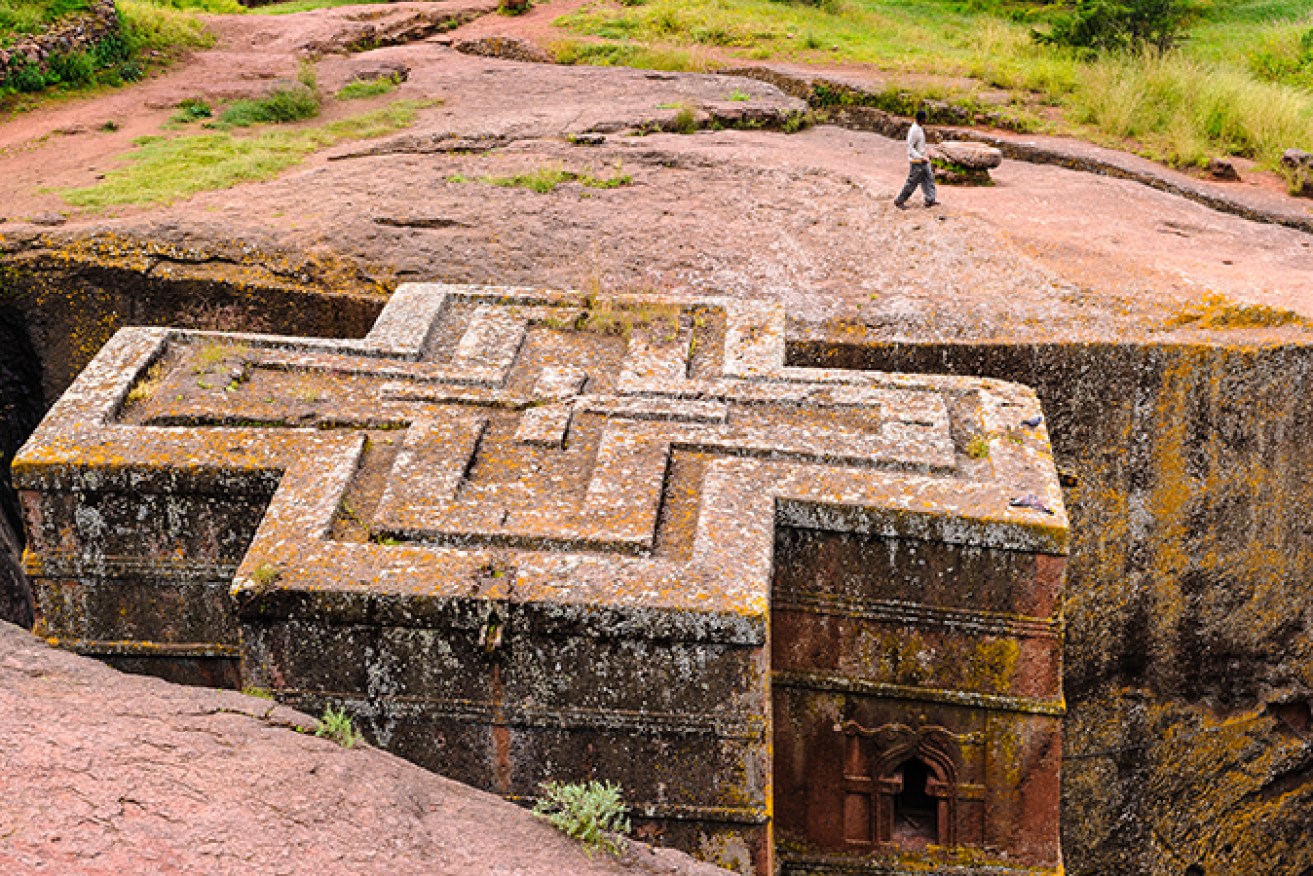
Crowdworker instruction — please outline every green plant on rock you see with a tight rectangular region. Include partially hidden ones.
[966,434,991,459]
[315,705,361,748]
[532,780,631,857]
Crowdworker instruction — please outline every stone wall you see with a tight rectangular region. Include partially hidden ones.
[0,240,388,629]
[0,0,120,86]
[792,338,1313,876]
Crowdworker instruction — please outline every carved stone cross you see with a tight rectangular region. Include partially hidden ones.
[15,284,1068,876]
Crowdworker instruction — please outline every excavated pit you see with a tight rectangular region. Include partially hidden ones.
[3,261,1310,875]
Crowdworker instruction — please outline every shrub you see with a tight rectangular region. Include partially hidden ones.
[336,73,399,100]
[219,84,319,127]
[172,96,212,122]
[533,780,631,857]
[1036,0,1196,55]
[46,48,95,86]
[9,61,47,92]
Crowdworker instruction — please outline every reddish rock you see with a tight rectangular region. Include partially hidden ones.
[0,621,731,876]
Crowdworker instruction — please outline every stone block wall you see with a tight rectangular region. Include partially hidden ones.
[0,0,120,86]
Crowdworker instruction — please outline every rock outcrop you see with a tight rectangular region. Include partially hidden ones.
[0,620,732,876]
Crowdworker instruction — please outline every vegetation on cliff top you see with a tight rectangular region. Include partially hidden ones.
[62,99,432,207]
[553,0,1313,181]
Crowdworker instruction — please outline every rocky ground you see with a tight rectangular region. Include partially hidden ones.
[0,621,730,876]
[0,0,1309,344]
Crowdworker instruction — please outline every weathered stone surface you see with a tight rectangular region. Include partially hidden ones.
[454,35,554,64]
[937,141,1003,171]
[794,338,1313,876]
[1282,148,1313,196]
[0,620,734,876]
[15,284,1068,876]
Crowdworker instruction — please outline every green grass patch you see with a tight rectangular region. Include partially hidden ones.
[250,0,386,14]
[219,84,319,126]
[475,162,633,193]
[336,73,400,100]
[62,99,432,208]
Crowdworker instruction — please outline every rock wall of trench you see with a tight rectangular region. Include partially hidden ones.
[0,242,388,626]
[791,338,1313,876]
[0,308,40,626]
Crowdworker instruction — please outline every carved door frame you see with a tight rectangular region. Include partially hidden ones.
[839,721,963,849]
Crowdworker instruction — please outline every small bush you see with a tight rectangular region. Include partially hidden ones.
[533,780,631,857]
[9,62,47,92]
[219,84,320,127]
[669,102,698,133]
[315,705,361,748]
[1036,0,1196,55]
[172,96,212,123]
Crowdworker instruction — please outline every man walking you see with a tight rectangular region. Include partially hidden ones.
[894,109,938,209]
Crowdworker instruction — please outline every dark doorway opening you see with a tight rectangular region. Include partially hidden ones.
[892,758,938,848]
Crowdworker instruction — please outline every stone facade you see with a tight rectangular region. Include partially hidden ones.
[13,285,1067,875]
[0,0,120,86]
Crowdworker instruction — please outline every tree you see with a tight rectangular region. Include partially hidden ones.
[1035,0,1194,55]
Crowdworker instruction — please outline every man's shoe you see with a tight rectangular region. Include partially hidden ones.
[894,201,907,210]
[925,200,940,207]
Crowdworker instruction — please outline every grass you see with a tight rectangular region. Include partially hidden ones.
[549,0,1313,175]
[1,0,238,106]
[315,705,361,748]
[533,780,631,858]
[0,0,89,40]
[251,562,281,588]
[62,99,432,207]
[215,60,319,127]
[125,360,166,406]
[171,96,212,123]
[475,162,633,193]
[250,0,387,14]
[336,73,400,101]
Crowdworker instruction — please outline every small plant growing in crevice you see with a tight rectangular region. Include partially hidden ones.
[966,434,991,459]
[315,705,361,748]
[669,102,698,134]
[251,562,282,588]
[125,360,166,406]
[533,780,631,857]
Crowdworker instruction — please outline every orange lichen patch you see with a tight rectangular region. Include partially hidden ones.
[1165,292,1311,331]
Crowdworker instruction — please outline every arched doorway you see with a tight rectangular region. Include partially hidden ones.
[891,757,939,847]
